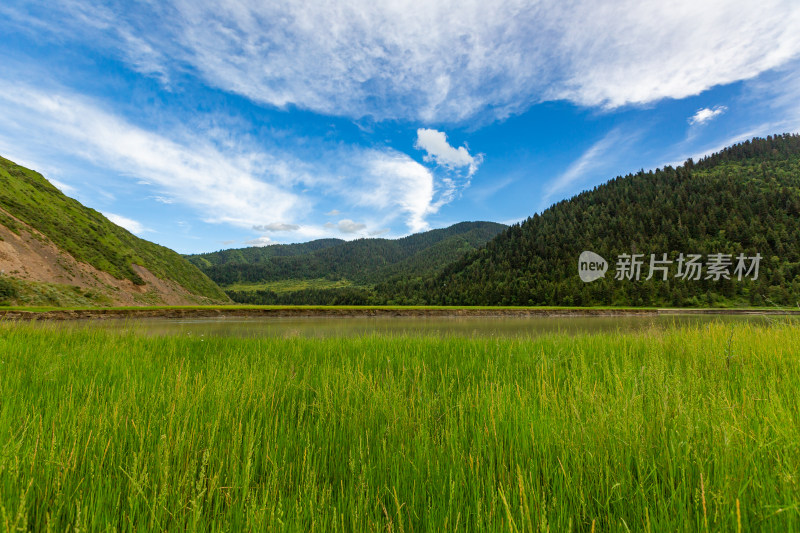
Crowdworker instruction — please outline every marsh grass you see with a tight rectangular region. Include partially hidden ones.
[0,321,798,531]
[224,279,359,294]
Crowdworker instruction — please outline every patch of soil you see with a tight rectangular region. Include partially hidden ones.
[0,208,208,306]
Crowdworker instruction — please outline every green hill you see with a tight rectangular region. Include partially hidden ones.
[378,134,800,307]
[9,134,795,309]
[188,222,507,304]
[0,156,228,306]
[187,238,345,269]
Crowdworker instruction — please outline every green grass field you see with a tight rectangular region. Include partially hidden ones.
[0,321,798,531]
[9,304,797,314]
[223,278,360,293]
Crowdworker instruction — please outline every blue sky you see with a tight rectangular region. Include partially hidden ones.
[1,1,799,254]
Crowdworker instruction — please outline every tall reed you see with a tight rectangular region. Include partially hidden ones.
[0,321,798,531]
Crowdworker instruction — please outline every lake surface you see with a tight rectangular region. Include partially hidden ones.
[30,314,794,338]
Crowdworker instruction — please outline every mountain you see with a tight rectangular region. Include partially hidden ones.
[10,134,796,309]
[377,134,800,307]
[0,156,229,306]
[188,238,346,268]
[187,222,507,304]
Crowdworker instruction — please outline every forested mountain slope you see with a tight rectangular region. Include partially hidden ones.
[378,134,800,307]
[188,239,345,268]
[0,156,229,306]
[188,222,507,304]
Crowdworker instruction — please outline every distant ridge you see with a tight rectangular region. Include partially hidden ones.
[187,221,507,304]
[6,134,796,308]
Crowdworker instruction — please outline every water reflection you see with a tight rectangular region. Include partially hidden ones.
[32,314,795,339]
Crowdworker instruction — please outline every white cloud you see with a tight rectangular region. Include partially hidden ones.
[47,178,76,195]
[362,153,436,233]
[324,218,373,235]
[324,220,368,234]
[103,212,146,235]
[244,236,273,247]
[689,106,728,125]
[541,129,636,209]
[323,219,367,234]
[336,219,367,233]
[1,1,170,83]
[0,82,461,238]
[252,223,300,232]
[741,61,800,133]
[116,27,170,82]
[324,209,340,216]
[312,147,464,233]
[415,128,482,176]
[0,82,303,229]
[19,0,800,121]
[469,176,515,203]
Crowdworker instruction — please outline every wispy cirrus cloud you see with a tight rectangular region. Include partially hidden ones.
[48,178,77,195]
[540,129,639,209]
[252,223,301,232]
[741,60,800,133]
[0,0,170,82]
[662,126,773,170]
[103,212,147,235]
[0,82,303,229]
[661,60,800,169]
[9,0,799,122]
[4,0,800,253]
[0,82,462,238]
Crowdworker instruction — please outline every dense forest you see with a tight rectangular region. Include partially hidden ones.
[378,134,800,306]
[187,222,507,304]
[191,134,800,307]
[188,239,345,268]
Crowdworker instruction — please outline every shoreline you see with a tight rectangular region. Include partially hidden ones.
[1,306,799,321]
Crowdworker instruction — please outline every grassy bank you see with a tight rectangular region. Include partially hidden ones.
[6,305,800,321]
[224,279,360,293]
[0,322,798,531]
[0,305,668,323]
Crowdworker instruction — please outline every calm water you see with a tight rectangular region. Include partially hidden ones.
[31,314,794,338]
